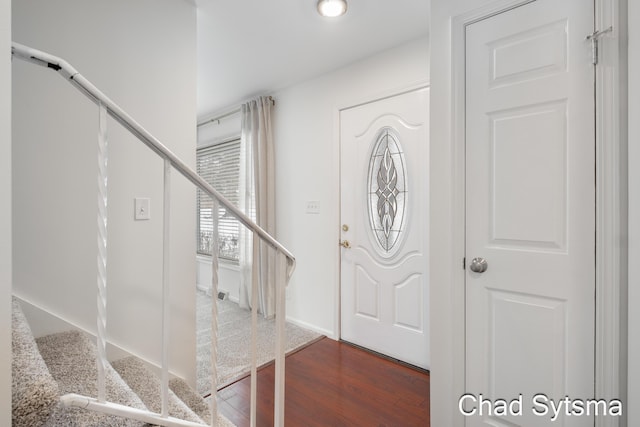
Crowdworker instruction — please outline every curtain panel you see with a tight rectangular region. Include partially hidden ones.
[238,96,276,317]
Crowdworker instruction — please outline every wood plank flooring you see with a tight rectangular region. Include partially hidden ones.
[216,337,430,426]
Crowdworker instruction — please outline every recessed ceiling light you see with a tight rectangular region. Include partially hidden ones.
[317,0,347,18]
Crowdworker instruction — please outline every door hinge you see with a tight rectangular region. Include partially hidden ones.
[586,26,613,66]
[463,257,466,270]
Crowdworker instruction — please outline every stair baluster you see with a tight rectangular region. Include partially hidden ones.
[161,158,172,418]
[274,251,287,427]
[96,101,109,404]
[210,198,220,426]
[250,233,259,427]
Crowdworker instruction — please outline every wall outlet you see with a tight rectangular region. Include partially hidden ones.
[134,198,151,220]
[306,200,320,214]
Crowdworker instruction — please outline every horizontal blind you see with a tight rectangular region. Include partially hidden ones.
[197,139,241,262]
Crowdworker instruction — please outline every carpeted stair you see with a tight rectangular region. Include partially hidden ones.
[37,330,149,427]
[12,298,234,427]
[11,298,59,427]
[111,356,208,425]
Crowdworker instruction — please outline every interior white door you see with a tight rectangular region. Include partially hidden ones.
[340,88,429,369]
[465,1,594,426]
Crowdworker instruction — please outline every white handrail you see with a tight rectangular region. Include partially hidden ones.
[11,42,296,272]
[13,42,294,427]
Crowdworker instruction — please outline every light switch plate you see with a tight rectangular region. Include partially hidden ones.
[306,200,320,214]
[134,198,150,220]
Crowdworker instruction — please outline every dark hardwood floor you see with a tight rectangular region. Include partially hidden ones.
[216,337,430,426]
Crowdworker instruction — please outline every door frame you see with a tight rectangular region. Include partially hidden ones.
[446,0,627,426]
[334,81,431,342]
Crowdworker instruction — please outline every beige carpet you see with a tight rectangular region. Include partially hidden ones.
[197,289,322,395]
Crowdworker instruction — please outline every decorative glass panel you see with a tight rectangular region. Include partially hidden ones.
[367,128,407,255]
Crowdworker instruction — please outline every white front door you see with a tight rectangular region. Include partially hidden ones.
[340,88,429,369]
[465,1,594,426]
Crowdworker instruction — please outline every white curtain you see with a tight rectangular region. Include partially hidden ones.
[238,96,276,317]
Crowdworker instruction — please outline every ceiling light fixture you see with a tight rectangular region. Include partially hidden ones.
[317,0,347,18]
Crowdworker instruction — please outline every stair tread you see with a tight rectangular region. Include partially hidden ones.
[36,330,148,427]
[112,356,205,424]
[112,357,235,427]
[36,330,235,427]
[169,377,211,423]
[12,298,59,427]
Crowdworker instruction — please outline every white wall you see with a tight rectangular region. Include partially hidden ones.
[627,0,639,423]
[272,36,429,337]
[12,0,198,384]
[1,0,11,421]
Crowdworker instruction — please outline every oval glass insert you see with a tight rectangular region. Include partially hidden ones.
[367,127,407,255]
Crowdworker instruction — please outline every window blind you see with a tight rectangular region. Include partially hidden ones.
[196,139,241,262]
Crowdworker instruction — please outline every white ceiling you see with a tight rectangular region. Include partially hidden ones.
[197,0,430,119]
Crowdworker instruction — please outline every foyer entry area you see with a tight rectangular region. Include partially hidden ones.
[196,289,322,394]
[217,337,430,426]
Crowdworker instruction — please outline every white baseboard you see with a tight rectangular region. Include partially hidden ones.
[15,294,81,338]
[285,315,335,339]
[196,284,239,304]
[196,283,211,295]
[12,294,180,380]
[15,295,135,360]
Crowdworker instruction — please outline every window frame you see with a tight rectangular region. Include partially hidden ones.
[196,137,242,264]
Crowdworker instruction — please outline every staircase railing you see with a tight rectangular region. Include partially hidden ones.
[12,42,294,427]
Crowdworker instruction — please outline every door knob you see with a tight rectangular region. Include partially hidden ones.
[469,257,488,273]
[339,240,351,249]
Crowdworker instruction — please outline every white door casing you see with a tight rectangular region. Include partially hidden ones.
[340,88,429,369]
[465,0,594,426]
